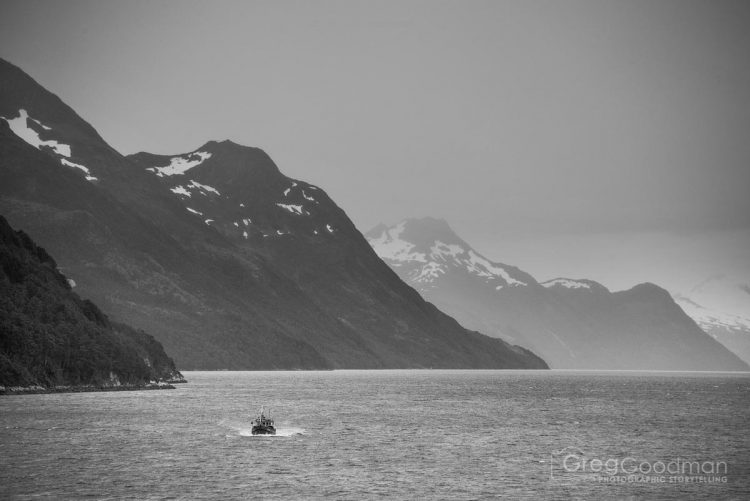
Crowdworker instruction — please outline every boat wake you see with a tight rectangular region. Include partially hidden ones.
[221,420,304,438]
[238,426,305,438]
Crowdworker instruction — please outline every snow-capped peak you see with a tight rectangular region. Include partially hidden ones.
[674,294,750,331]
[366,218,531,288]
[673,275,750,331]
[367,221,427,264]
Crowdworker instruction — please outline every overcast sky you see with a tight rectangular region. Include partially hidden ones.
[1,0,749,295]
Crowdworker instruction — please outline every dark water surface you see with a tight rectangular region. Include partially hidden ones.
[1,370,749,499]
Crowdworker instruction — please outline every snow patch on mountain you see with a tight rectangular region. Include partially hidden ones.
[188,180,220,196]
[414,262,447,282]
[276,203,309,216]
[466,250,526,286]
[170,180,220,198]
[31,117,51,130]
[186,207,203,216]
[430,241,465,259]
[3,109,97,182]
[367,220,528,287]
[674,294,750,331]
[60,158,97,181]
[3,109,71,156]
[146,151,211,177]
[673,276,750,332]
[542,278,592,289]
[368,221,427,263]
[170,186,191,197]
[302,190,316,203]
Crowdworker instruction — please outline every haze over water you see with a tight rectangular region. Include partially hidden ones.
[1,370,749,499]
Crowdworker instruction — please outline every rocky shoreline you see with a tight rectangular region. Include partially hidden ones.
[0,380,187,396]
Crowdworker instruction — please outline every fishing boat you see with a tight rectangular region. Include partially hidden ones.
[251,407,276,435]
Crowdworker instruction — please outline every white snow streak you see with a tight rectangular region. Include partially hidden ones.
[276,203,309,216]
[430,241,464,259]
[367,222,426,263]
[2,109,97,182]
[302,190,316,202]
[146,151,211,177]
[674,295,750,331]
[2,109,71,156]
[170,186,191,197]
[60,158,97,181]
[413,262,446,282]
[542,278,591,289]
[188,180,220,195]
[466,250,526,286]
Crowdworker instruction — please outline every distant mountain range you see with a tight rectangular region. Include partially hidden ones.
[673,275,750,365]
[0,58,546,370]
[366,217,748,371]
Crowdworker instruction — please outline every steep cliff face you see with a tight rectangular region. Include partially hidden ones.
[0,215,184,389]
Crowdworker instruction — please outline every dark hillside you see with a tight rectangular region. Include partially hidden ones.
[0,215,184,389]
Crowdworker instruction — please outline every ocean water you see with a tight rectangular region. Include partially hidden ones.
[1,370,749,499]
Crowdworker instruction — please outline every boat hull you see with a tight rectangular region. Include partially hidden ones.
[251,425,276,435]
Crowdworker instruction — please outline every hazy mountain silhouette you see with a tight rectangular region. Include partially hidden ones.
[367,218,748,371]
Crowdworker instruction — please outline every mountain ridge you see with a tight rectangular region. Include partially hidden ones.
[0,57,547,370]
[367,217,749,371]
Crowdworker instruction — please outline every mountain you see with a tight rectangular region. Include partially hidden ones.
[0,58,546,370]
[0,215,183,389]
[673,275,750,365]
[366,218,749,371]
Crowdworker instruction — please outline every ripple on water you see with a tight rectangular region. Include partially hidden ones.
[0,370,748,499]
